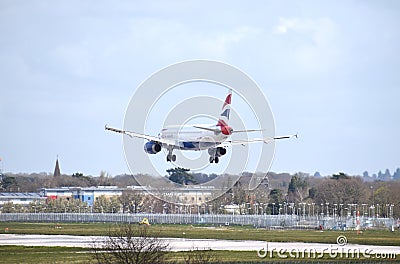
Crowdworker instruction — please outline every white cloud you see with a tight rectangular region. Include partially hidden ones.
[198,26,262,58]
[273,17,341,74]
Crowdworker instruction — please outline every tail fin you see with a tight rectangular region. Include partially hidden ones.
[217,90,232,134]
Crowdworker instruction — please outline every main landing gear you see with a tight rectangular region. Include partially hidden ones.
[208,147,226,163]
[166,148,176,162]
[167,153,176,162]
[209,156,219,163]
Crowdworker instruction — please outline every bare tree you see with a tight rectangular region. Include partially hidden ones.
[183,248,219,264]
[91,225,169,264]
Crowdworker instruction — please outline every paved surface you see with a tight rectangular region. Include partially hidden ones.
[0,234,399,257]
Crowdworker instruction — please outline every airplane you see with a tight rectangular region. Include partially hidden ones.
[105,90,296,164]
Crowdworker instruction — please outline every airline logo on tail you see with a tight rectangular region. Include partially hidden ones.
[217,90,232,135]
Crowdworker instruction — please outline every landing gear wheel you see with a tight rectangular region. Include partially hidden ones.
[209,156,214,163]
[167,154,176,162]
[214,157,219,163]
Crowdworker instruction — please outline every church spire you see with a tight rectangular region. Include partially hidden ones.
[54,156,61,177]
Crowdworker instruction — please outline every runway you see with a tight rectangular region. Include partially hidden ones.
[0,234,399,258]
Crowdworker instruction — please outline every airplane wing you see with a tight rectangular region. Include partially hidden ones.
[193,125,264,134]
[219,134,298,147]
[105,125,175,145]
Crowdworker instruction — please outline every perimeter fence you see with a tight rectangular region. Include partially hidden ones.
[0,213,396,230]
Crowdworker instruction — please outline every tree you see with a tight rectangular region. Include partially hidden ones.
[167,167,197,185]
[313,171,321,177]
[313,177,367,205]
[99,170,112,186]
[93,195,120,213]
[1,175,17,191]
[1,202,16,213]
[378,170,384,180]
[308,187,317,199]
[331,172,349,180]
[183,248,219,264]
[384,169,392,180]
[268,189,284,214]
[91,225,169,264]
[287,173,308,203]
[393,168,400,180]
[119,190,143,213]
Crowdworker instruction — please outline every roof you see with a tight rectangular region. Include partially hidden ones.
[0,192,43,199]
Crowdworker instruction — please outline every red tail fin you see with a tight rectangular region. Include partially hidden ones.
[217,90,232,135]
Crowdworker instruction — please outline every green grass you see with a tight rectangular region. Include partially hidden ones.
[0,246,396,263]
[0,246,91,264]
[1,222,399,246]
[0,223,398,263]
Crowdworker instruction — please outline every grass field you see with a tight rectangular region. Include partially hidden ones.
[1,222,399,246]
[1,246,395,264]
[0,223,399,263]
[0,246,91,264]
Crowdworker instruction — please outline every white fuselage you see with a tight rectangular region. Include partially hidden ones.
[159,125,228,151]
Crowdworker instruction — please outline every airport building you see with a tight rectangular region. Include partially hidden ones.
[39,185,215,206]
[0,192,46,206]
[163,186,215,204]
[40,186,124,206]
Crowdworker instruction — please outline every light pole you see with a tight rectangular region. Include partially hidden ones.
[386,204,389,218]
[339,204,343,220]
[272,203,275,215]
[371,205,375,218]
[390,204,394,218]
[376,204,380,217]
[312,203,315,217]
[326,202,329,217]
[320,203,323,218]
[333,204,337,220]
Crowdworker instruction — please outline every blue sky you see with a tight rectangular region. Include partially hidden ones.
[1,1,399,176]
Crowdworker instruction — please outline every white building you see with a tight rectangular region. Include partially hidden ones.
[0,192,45,206]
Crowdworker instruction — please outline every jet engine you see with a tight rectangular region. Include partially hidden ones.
[144,141,162,154]
[216,147,227,156]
